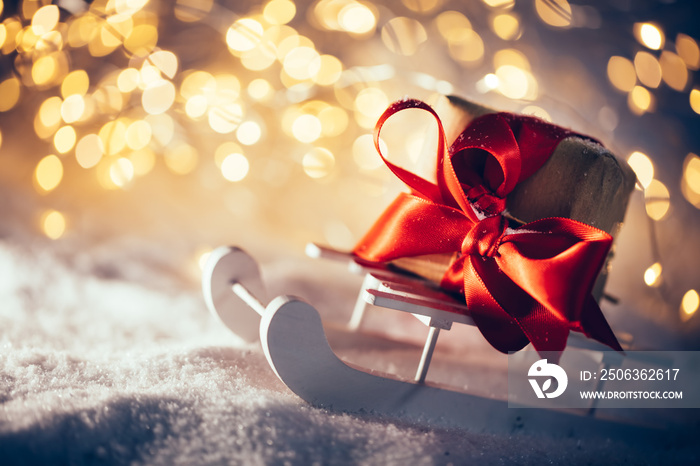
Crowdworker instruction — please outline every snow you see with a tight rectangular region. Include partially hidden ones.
[1,235,698,465]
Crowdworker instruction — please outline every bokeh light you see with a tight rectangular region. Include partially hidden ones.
[41,209,66,240]
[292,114,323,143]
[126,120,153,150]
[209,103,243,134]
[54,126,77,154]
[283,46,322,80]
[607,56,636,93]
[149,51,179,79]
[628,85,654,115]
[482,0,515,8]
[31,5,59,36]
[381,17,427,56]
[644,262,662,287]
[659,51,688,91]
[447,29,484,65]
[221,153,250,182]
[681,289,699,321]
[142,80,176,115]
[164,142,199,175]
[535,0,571,28]
[627,151,654,189]
[495,65,537,100]
[61,95,85,123]
[99,120,128,156]
[110,158,136,189]
[354,88,389,123]
[61,70,90,98]
[338,2,377,35]
[634,52,661,88]
[215,142,243,168]
[264,0,296,25]
[146,113,175,146]
[124,24,158,55]
[75,134,104,169]
[227,18,264,53]
[0,77,21,112]
[495,48,530,70]
[31,54,59,86]
[644,179,671,221]
[237,121,262,145]
[35,155,63,192]
[435,10,472,43]
[303,147,335,178]
[691,89,700,115]
[635,23,665,50]
[675,33,700,70]
[491,13,521,40]
[681,153,700,208]
[180,70,216,99]
[139,65,160,89]
[248,78,273,100]
[118,68,140,92]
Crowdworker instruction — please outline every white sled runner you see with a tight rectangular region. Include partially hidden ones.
[201,245,686,444]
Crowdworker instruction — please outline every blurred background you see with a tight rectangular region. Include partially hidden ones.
[0,0,698,349]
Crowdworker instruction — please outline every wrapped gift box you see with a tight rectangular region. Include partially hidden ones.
[389,95,637,302]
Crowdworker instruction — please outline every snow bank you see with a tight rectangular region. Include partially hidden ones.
[0,240,696,465]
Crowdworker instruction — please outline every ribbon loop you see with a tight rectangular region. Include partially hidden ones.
[448,113,523,199]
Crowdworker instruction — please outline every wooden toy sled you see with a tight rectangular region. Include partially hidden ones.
[202,244,674,443]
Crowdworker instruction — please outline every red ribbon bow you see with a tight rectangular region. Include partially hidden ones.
[353,99,622,357]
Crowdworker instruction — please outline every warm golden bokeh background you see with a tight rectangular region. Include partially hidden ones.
[0,0,699,347]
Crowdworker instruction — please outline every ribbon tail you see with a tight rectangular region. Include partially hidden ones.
[516,302,570,363]
[466,254,571,361]
[462,256,530,353]
[576,295,624,352]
